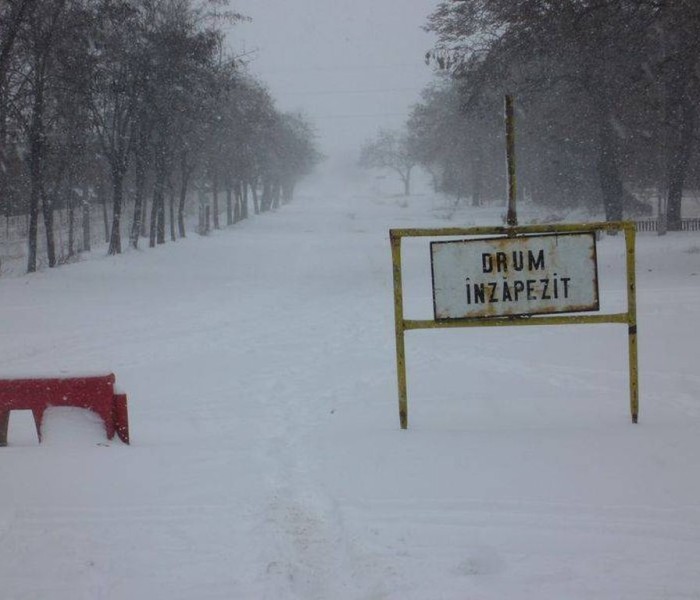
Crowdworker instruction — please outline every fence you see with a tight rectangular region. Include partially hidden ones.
[635,218,700,233]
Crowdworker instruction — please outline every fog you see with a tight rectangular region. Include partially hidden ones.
[229,0,438,182]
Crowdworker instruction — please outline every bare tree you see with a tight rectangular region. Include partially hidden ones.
[424,0,699,222]
[19,0,70,272]
[87,0,145,255]
[359,129,416,196]
[0,0,36,83]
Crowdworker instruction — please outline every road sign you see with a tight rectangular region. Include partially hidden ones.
[430,232,599,320]
[390,222,639,428]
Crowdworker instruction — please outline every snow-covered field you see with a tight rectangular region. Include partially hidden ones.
[1,185,699,599]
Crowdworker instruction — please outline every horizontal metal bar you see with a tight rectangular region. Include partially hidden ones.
[390,221,634,239]
[403,312,630,331]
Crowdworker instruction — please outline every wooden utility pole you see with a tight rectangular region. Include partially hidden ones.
[505,95,518,228]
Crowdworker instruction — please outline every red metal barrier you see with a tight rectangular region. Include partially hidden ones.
[0,374,129,446]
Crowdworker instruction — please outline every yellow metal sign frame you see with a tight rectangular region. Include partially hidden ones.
[390,221,639,429]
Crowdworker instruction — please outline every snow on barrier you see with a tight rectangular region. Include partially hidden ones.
[0,373,129,446]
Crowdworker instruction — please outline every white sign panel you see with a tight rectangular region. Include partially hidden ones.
[431,233,599,320]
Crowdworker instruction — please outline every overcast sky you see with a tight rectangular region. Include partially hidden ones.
[226,1,440,173]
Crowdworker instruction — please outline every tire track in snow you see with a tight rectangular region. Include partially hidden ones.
[245,217,408,600]
[242,231,390,599]
[251,335,372,598]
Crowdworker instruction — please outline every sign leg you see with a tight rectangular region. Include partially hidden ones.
[395,329,408,429]
[625,227,639,423]
[628,327,639,423]
[0,411,9,446]
[391,233,408,429]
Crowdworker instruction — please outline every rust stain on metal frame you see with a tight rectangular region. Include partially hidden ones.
[390,222,639,429]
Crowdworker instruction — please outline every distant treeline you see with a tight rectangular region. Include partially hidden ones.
[410,1,700,227]
[0,0,321,273]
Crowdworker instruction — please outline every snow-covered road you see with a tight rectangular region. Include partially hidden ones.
[1,190,699,599]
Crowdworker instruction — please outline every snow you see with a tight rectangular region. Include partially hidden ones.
[1,186,699,599]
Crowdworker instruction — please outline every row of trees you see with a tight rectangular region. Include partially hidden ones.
[361,1,700,228]
[358,81,505,203]
[0,0,321,272]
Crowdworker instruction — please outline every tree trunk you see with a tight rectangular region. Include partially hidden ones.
[27,185,40,273]
[226,185,233,226]
[82,194,90,252]
[660,12,700,230]
[68,187,75,257]
[169,184,176,241]
[108,166,124,255]
[26,50,49,273]
[41,189,56,267]
[260,180,270,212]
[140,196,148,238]
[101,175,110,243]
[212,168,220,229]
[0,77,8,220]
[233,182,241,223]
[150,142,167,247]
[282,182,294,204]
[250,181,259,214]
[241,183,248,219]
[26,81,44,273]
[149,185,158,248]
[157,186,165,244]
[593,98,623,222]
[149,189,160,247]
[129,147,147,249]
[177,163,190,239]
[271,180,281,209]
[665,94,696,230]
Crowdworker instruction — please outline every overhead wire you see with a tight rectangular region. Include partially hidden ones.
[259,63,431,74]
[284,86,424,96]
[314,113,411,120]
